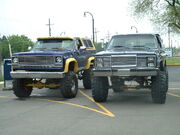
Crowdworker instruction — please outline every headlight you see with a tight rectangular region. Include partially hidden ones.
[147,57,155,67]
[12,57,19,63]
[148,63,155,67]
[96,58,103,67]
[55,56,63,64]
[147,57,154,62]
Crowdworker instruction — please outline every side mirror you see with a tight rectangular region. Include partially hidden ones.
[80,46,86,50]
[103,44,108,50]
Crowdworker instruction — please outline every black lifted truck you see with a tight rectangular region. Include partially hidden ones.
[11,37,96,98]
[92,34,168,104]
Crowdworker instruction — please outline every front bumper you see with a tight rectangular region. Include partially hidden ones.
[93,68,159,77]
[10,71,65,79]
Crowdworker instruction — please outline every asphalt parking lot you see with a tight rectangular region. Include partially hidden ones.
[0,66,180,135]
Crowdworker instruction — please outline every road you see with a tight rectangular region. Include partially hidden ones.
[0,66,180,135]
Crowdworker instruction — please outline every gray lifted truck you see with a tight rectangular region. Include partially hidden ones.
[92,34,168,104]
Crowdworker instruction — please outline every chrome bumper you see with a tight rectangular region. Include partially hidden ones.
[93,68,158,77]
[10,71,65,79]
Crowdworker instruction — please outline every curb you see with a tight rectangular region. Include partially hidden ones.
[167,64,180,66]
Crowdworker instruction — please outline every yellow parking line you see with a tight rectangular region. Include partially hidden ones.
[168,92,180,98]
[38,98,114,117]
[169,88,180,90]
[38,90,115,118]
[0,92,115,118]
[79,90,115,117]
[0,96,14,98]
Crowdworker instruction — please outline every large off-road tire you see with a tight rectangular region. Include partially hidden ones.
[82,69,92,89]
[13,78,33,98]
[111,77,124,92]
[165,68,169,90]
[92,77,109,102]
[60,71,78,98]
[151,70,168,104]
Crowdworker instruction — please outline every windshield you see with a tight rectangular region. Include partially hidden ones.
[33,39,75,50]
[107,35,157,50]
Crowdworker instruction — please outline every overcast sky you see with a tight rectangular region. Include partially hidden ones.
[0,0,179,47]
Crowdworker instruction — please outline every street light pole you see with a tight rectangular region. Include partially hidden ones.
[131,26,138,33]
[84,11,95,44]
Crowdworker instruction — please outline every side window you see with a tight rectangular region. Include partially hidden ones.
[76,39,83,49]
[83,39,88,48]
[87,40,93,48]
[83,39,93,48]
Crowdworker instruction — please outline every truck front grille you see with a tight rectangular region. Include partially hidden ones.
[18,55,54,66]
[111,55,137,67]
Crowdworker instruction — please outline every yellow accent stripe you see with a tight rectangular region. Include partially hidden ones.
[86,48,96,51]
[79,90,115,117]
[64,58,78,73]
[168,92,180,98]
[85,56,95,69]
[37,37,74,40]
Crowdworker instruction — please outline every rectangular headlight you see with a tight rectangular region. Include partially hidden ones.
[96,57,103,67]
[12,57,19,63]
[55,56,63,65]
[147,57,156,67]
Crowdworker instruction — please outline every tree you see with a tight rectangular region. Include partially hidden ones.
[130,0,180,34]
[0,35,34,59]
[95,42,104,52]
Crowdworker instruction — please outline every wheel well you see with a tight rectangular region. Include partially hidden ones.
[69,62,75,71]
[160,61,166,71]
[90,60,95,68]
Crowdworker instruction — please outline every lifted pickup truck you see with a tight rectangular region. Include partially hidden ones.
[11,37,96,98]
[92,34,168,104]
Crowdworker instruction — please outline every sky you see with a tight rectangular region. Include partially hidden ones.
[0,0,179,47]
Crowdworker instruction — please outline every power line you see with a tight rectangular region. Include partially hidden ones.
[46,18,54,37]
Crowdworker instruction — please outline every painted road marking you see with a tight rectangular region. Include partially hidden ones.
[0,90,115,118]
[79,90,115,117]
[169,88,180,90]
[167,92,180,98]
[0,88,180,117]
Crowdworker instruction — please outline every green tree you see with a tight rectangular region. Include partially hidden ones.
[0,35,34,59]
[130,0,180,33]
[95,42,104,52]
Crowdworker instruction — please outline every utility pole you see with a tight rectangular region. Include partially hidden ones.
[106,31,111,42]
[46,18,54,37]
[95,28,99,43]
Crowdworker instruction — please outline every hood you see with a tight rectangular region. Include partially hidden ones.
[12,49,73,56]
[96,49,158,56]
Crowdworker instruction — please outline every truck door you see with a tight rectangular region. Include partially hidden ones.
[74,38,87,69]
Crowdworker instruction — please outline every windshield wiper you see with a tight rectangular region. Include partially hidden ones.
[112,45,130,49]
[35,48,47,50]
[132,45,151,49]
[51,48,64,50]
